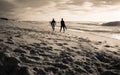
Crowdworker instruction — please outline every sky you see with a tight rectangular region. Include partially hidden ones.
[0,0,120,21]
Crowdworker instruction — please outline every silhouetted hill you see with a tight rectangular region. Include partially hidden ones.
[0,17,16,21]
[102,21,120,26]
[0,17,9,20]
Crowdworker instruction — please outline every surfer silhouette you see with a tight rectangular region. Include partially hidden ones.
[60,18,67,32]
[50,18,56,31]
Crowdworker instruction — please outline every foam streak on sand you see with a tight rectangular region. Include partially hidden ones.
[66,29,120,46]
[112,34,120,40]
[0,19,120,75]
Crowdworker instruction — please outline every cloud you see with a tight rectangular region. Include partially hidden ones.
[13,1,58,20]
[12,0,65,8]
[14,0,49,8]
[70,0,120,6]
[0,0,120,21]
[0,0,15,18]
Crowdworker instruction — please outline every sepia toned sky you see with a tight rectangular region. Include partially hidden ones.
[0,0,120,21]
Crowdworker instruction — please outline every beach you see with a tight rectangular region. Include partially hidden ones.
[0,19,120,75]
